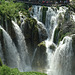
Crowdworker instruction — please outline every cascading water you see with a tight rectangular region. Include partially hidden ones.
[31,6,47,42]
[0,26,20,69]
[31,5,74,75]
[12,21,31,71]
[0,4,75,74]
[31,5,42,21]
[45,7,67,39]
[31,48,37,64]
[44,7,68,74]
[49,36,73,75]
[72,12,75,22]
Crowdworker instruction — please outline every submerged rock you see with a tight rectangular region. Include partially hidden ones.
[49,43,56,51]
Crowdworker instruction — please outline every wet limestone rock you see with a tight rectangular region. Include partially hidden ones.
[54,11,75,44]
[21,18,39,59]
[49,43,56,51]
[41,6,48,24]
[37,22,48,42]
[21,18,48,59]
[32,41,47,71]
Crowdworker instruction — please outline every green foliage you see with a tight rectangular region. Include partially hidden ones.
[54,22,71,45]
[54,25,60,44]
[0,0,30,20]
[0,58,2,66]
[58,32,71,44]
[72,0,75,2]
[0,65,47,75]
[41,6,48,24]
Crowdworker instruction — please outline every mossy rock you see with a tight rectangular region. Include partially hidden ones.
[22,18,39,59]
[41,6,48,24]
[49,43,56,51]
[0,58,2,66]
[54,17,75,44]
[23,18,38,39]
[38,41,45,47]
[32,41,47,70]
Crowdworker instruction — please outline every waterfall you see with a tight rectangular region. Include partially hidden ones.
[12,20,31,72]
[48,36,73,75]
[0,26,20,69]
[31,48,37,64]
[31,5,42,21]
[0,4,75,74]
[45,7,67,39]
[31,5,72,74]
[45,7,68,74]
[72,12,75,22]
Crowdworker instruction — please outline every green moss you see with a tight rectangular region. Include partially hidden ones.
[54,26,60,44]
[58,32,71,43]
[0,65,47,75]
[24,18,38,33]
[24,18,39,43]
[41,6,48,24]
[0,58,2,66]
[54,21,71,44]
[49,44,56,51]
[56,5,59,10]
[38,41,45,47]
[18,21,21,26]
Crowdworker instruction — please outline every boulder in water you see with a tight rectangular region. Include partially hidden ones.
[49,43,56,51]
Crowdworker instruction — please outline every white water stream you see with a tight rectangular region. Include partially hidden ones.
[12,21,31,72]
[0,26,20,69]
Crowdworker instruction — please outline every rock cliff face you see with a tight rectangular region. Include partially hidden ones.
[21,18,48,60]
[32,41,47,70]
[54,9,75,44]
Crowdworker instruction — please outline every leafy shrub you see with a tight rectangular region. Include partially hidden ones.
[0,65,47,75]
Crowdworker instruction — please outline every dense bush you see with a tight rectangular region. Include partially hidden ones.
[0,0,30,19]
[0,65,47,75]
